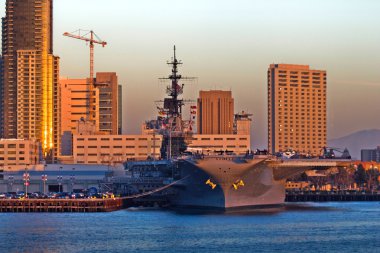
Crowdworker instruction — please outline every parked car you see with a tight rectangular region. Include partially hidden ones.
[70,192,85,199]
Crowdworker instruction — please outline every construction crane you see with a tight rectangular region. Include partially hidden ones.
[63,29,107,120]
[63,29,107,86]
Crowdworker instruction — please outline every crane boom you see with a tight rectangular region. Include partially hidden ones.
[63,32,107,46]
[63,29,107,121]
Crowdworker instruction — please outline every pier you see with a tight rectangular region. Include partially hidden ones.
[286,191,380,202]
[0,198,123,213]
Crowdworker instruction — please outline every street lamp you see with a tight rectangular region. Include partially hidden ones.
[23,166,30,198]
[8,175,14,192]
[70,175,75,191]
[58,166,63,192]
[57,175,63,193]
[42,174,48,195]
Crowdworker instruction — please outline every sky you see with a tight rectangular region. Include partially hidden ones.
[1,0,380,148]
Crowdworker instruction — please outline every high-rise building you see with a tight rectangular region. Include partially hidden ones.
[1,0,60,161]
[118,84,123,134]
[60,78,95,134]
[268,64,327,156]
[95,72,119,135]
[197,90,234,134]
[0,57,4,138]
[59,73,120,142]
[361,147,380,162]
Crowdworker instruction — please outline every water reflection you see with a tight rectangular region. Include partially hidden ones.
[0,202,378,253]
[128,203,342,216]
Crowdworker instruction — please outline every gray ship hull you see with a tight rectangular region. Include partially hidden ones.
[171,157,286,210]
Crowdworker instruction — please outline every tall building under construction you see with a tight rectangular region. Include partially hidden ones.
[267,64,327,156]
[197,90,234,135]
[1,0,60,161]
[60,72,121,136]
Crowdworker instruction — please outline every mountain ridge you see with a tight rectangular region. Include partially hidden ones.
[328,129,380,160]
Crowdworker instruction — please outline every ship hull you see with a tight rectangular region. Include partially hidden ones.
[170,157,286,210]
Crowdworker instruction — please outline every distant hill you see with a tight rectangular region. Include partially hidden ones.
[328,129,380,160]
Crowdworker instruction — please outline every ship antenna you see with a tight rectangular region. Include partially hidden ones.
[174,45,176,61]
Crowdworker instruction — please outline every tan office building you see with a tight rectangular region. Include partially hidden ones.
[72,135,162,164]
[268,64,326,156]
[189,134,250,155]
[1,0,60,161]
[197,90,234,134]
[0,139,40,167]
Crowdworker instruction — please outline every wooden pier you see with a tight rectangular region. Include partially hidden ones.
[0,198,124,213]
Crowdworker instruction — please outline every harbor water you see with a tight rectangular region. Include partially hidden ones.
[0,202,379,252]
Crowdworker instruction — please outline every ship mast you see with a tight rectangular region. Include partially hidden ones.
[159,45,195,119]
[165,45,183,118]
[157,46,196,158]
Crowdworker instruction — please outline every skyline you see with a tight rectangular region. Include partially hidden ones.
[1,0,379,149]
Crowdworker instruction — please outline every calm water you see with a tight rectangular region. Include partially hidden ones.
[0,202,379,253]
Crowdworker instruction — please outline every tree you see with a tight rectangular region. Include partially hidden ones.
[354,164,367,188]
[366,168,380,191]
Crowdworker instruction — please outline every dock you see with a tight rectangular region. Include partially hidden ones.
[0,198,124,213]
[286,192,380,202]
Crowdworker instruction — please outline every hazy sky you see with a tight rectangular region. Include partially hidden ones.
[1,0,379,148]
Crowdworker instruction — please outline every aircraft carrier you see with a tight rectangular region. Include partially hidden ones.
[119,47,351,211]
[169,154,350,210]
